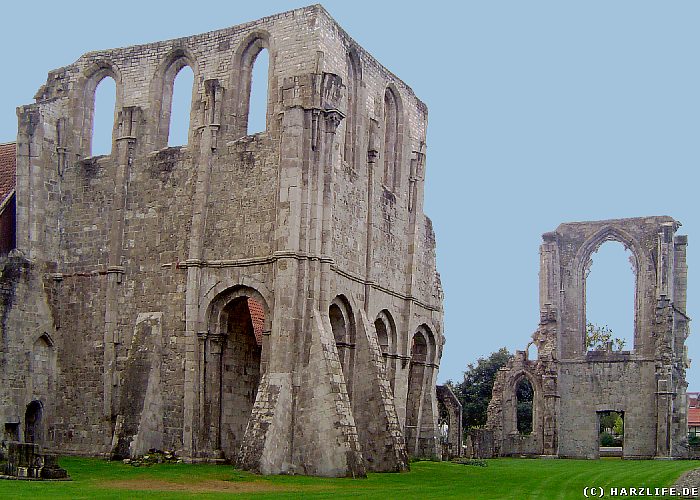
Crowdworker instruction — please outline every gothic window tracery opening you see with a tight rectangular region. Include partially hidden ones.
[584,240,636,352]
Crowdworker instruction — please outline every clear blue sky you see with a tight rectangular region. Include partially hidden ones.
[1,1,698,388]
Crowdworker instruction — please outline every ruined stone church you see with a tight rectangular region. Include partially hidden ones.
[0,5,445,477]
[487,217,689,459]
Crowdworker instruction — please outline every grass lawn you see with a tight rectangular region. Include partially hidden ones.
[0,457,697,499]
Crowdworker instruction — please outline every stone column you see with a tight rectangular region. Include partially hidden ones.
[207,333,225,456]
[183,82,217,458]
[318,108,343,312]
[656,376,672,457]
[363,119,379,313]
[104,107,138,420]
[197,331,208,448]
[542,371,559,456]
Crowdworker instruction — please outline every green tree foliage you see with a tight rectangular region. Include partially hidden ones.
[449,348,513,429]
[599,411,624,447]
[600,432,615,447]
[585,322,626,351]
[599,411,618,431]
[613,415,624,436]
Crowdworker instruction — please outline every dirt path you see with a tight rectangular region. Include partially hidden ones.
[101,478,294,494]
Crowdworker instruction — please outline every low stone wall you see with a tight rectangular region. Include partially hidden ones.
[465,429,494,459]
[2,442,69,480]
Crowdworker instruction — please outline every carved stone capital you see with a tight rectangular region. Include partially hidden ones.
[323,109,345,134]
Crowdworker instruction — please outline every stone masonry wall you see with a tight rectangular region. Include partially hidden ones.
[1,5,444,477]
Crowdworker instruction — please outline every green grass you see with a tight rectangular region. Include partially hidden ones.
[0,457,697,499]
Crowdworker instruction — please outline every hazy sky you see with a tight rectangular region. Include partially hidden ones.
[1,1,698,388]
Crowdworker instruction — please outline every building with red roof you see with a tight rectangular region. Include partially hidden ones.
[0,142,16,255]
[689,392,700,438]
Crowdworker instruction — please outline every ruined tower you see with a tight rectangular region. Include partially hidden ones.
[487,217,689,459]
[0,5,444,476]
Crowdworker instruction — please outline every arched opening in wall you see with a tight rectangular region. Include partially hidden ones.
[91,76,116,156]
[218,296,263,460]
[247,48,268,135]
[526,342,538,361]
[516,377,533,435]
[375,318,389,357]
[585,241,635,352]
[344,51,360,166]
[405,326,437,457]
[598,410,624,457]
[437,397,449,447]
[24,400,43,444]
[167,65,194,146]
[330,296,355,400]
[374,310,397,392]
[383,87,399,190]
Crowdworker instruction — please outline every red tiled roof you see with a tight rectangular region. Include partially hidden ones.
[0,142,16,205]
[689,407,700,426]
[247,298,265,346]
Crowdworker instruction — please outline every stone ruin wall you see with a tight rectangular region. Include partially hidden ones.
[487,216,689,459]
[0,5,444,477]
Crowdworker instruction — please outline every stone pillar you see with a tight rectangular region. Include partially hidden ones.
[363,119,379,313]
[656,376,672,457]
[104,107,138,420]
[183,83,217,458]
[319,108,343,311]
[672,235,689,457]
[196,331,207,449]
[539,233,559,312]
[207,333,225,456]
[542,371,559,456]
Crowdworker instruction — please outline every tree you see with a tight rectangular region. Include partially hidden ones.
[585,322,626,351]
[449,348,513,430]
[599,411,617,431]
[613,414,624,436]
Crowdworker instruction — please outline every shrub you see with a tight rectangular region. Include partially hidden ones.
[600,432,615,447]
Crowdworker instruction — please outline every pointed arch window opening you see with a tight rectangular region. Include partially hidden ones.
[383,87,399,191]
[247,48,269,135]
[584,240,636,352]
[516,377,534,435]
[90,76,117,157]
[167,65,195,147]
